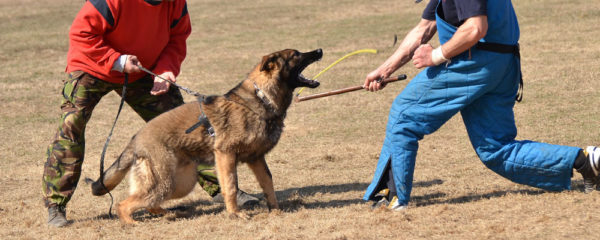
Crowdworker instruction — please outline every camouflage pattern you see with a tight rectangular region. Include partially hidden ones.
[43,71,220,207]
[197,164,220,197]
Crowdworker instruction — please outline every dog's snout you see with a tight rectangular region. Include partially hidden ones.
[311,48,323,59]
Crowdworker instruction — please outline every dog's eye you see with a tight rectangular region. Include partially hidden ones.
[294,51,300,57]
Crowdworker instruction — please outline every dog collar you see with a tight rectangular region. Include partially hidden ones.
[253,82,277,114]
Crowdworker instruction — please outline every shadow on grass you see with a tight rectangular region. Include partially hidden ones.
[412,179,591,207]
[78,199,219,223]
[276,179,445,211]
[83,178,585,222]
[411,189,546,207]
[83,179,445,221]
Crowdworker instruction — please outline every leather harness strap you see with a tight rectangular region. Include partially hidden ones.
[185,82,278,136]
[185,95,215,137]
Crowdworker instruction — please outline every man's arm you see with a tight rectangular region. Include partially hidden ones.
[412,15,488,68]
[364,18,437,91]
[68,1,122,75]
[152,2,191,78]
[150,2,191,95]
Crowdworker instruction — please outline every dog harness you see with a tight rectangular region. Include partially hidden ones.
[184,82,277,137]
[185,95,215,137]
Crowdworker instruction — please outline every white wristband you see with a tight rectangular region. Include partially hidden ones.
[431,46,449,66]
[111,54,129,72]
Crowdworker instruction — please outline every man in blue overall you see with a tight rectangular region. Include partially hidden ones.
[362,0,600,210]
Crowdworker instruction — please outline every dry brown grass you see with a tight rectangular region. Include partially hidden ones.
[1,0,600,239]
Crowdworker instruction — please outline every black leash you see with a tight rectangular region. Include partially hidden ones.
[97,73,129,218]
[96,67,204,216]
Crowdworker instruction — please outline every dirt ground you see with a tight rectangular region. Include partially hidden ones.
[1,0,600,239]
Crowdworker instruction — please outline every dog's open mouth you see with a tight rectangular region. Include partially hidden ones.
[295,49,323,88]
[298,73,319,88]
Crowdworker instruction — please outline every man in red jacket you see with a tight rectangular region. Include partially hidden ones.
[42,0,257,227]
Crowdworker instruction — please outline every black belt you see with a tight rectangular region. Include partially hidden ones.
[475,42,520,57]
[475,42,523,102]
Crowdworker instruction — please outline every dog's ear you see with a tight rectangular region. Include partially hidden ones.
[260,54,284,72]
[260,55,275,72]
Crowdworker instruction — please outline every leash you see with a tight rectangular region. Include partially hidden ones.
[96,66,204,217]
[134,65,216,137]
[136,64,203,97]
[96,73,130,218]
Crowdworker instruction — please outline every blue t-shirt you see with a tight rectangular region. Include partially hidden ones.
[422,0,487,27]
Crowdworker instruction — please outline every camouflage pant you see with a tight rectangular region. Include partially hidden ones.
[42,71,220,207]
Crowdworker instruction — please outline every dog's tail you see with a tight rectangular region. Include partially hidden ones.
[84,142,136,196]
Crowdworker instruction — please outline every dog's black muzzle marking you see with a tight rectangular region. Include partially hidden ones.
[292,49,322,89]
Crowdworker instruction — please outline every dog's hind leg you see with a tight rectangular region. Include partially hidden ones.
[118,155,171,224]
[215,150,249,219]
[117,195,146,225]
[117,159,155,224]
[169,161,198,199]
[148,160,198,216]
[247,156,279,210]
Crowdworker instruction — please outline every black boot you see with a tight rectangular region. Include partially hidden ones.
[47,205,68,227]
[575,147,600,193]
[212,190,260,207]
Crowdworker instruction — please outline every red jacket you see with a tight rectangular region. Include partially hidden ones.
[66,0,191,84]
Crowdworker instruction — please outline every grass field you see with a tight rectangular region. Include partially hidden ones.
[1,0,600,239]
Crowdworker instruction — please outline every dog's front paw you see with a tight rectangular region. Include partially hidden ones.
[267,202,279,211]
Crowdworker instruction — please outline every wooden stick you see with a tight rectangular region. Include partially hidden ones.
[294,74,407,102]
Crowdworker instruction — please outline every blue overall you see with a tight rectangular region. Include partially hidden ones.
[363,0,581,206]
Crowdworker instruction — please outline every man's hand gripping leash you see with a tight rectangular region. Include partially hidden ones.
[135,63,203,97]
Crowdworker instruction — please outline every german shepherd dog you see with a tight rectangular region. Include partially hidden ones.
[88,49,322,223]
